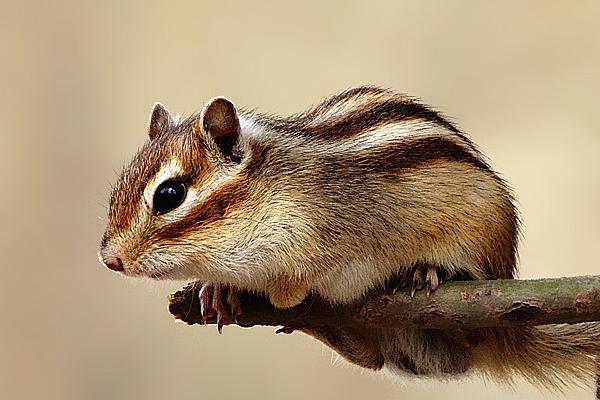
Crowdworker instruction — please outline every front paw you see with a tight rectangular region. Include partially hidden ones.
[199,283,242,333]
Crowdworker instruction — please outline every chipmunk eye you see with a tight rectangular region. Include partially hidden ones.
[153,180,187,215]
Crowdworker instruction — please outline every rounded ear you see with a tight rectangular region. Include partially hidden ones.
[148,102,173,140]
[198,97,241,162]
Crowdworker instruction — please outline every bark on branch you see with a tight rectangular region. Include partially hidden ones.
[168,275,600,330]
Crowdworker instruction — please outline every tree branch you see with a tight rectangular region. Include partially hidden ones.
[168,276,600,330]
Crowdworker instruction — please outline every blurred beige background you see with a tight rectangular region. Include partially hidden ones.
[2,1,599,399]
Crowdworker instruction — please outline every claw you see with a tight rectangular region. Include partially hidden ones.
[227,287,243,317]
[199,284,216,321]
[426,266,440,296]
[390,273,409,294]
[410,264,445,297]
[217,314,227,334]
[411,267,425,297]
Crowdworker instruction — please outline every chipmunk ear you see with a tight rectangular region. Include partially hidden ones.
[198,97,241,163]
[148,102,173,140]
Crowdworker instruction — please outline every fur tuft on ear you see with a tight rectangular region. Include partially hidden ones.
[148,102,173,140]
[199,97,241,162]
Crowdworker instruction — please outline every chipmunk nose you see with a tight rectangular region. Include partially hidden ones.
[103,256,124,272]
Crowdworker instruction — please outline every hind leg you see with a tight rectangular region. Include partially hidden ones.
[379,328,473,376]
[280,325,384,370]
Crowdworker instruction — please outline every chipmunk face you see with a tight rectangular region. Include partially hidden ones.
[99,97,247,280]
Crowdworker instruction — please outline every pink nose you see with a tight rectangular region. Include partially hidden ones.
[104,256,124,272]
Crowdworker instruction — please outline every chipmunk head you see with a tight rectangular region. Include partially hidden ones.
[99,97,249,280]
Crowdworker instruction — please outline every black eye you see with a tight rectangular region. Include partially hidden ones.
[153,180,187,215]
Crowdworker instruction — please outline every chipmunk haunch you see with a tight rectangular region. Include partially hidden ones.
[100,87,600,389]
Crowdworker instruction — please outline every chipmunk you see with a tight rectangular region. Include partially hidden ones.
[99,86,600,389]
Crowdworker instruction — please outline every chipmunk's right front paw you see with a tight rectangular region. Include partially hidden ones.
[199,283,242,333]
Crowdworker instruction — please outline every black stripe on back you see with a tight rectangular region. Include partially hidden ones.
[252,87,461,141]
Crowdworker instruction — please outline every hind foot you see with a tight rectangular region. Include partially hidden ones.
[410,264,443,297]
[388,263,453,297]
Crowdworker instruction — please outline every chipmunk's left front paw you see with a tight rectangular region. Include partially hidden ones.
[199,283,242,333]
